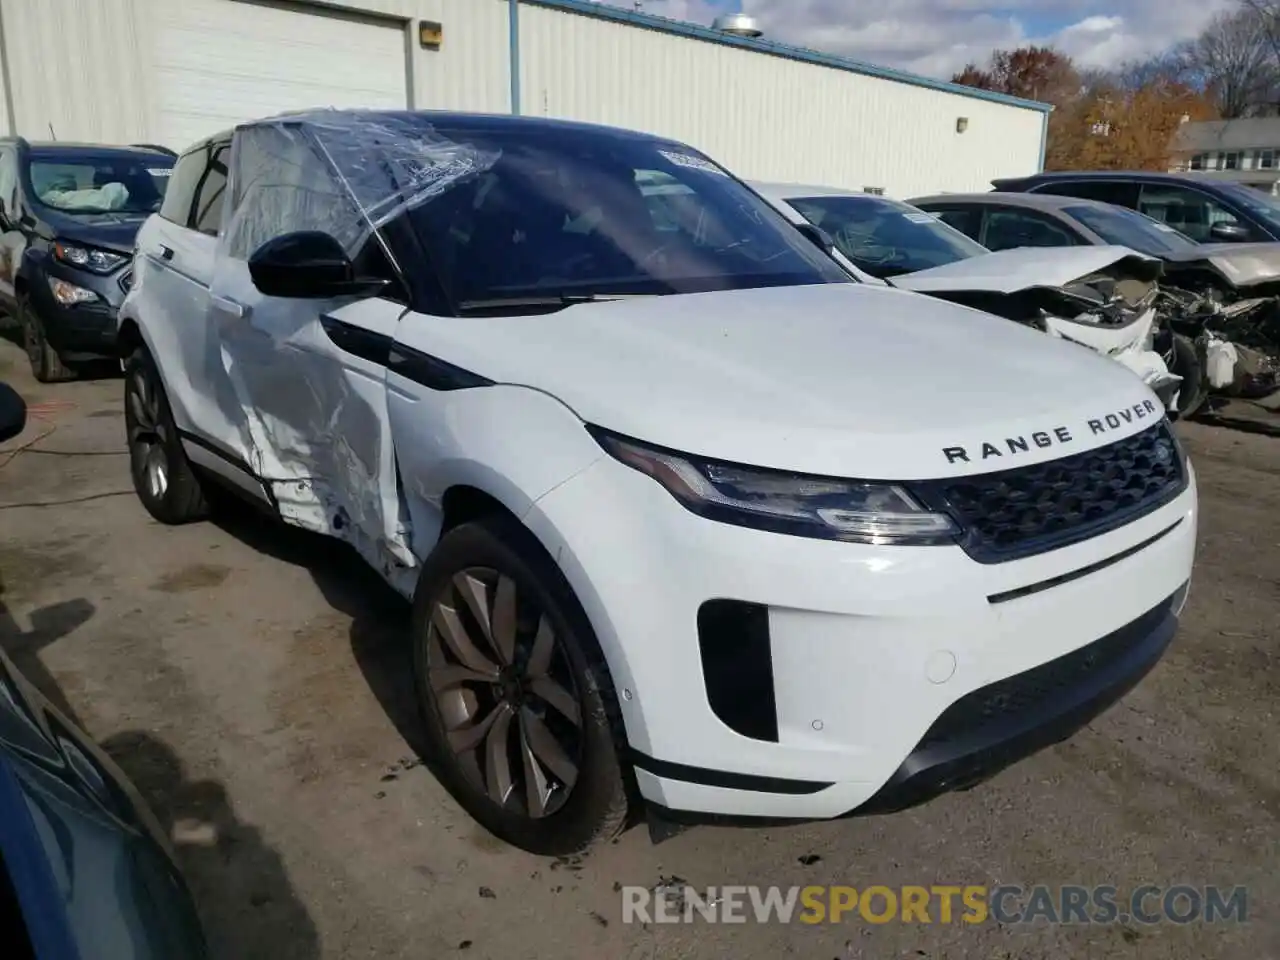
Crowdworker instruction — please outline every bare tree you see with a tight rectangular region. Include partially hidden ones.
[1193,5,1278,117]
[1113,47,1197,92]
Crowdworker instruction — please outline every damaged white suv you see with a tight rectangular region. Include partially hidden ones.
[119,110,1197,855]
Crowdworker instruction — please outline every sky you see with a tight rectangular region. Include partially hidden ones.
[599,0,1237,79]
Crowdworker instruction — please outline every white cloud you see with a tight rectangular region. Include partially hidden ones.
[600,0,1238,79]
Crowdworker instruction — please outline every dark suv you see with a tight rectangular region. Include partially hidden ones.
[0,139,175,381]
[992,171,1280,246]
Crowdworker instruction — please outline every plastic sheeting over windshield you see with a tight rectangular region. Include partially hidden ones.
[219,109,501,261]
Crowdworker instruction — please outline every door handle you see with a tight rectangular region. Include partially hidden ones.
[156,244,174,261]
[210,294,248,319]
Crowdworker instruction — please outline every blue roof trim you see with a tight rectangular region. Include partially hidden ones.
[523,0,1053,114]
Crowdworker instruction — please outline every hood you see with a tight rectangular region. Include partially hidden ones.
[408,283,1164,480]
[41,209,149,254]
[1160,242,1280,288]
[893,245,1162,294]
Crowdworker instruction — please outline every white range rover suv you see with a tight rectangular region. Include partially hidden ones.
[119,110,1197,855]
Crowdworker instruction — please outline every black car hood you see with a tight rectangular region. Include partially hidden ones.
[39,209,151,255]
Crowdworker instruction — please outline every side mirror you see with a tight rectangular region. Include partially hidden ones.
[0,382,27,443]
[247,231,389,300]
[1208,221,1250,243]
[794,221,837,256]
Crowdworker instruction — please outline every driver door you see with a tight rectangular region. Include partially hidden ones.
[208,126,411,572]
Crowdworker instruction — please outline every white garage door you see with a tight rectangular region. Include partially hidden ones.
[152,0,408,151]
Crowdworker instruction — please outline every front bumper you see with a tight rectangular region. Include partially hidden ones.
[524,453,1197,820]
[29,262,129,358]
[857,587,1180,814]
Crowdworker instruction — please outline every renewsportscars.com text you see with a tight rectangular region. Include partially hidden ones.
[621,884,1249,926]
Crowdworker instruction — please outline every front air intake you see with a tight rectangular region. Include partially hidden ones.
[697,599,777,742]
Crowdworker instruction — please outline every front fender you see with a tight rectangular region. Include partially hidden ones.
[386,380,604,560]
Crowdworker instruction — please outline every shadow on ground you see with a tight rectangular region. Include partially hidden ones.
[1194,410,1280,439]
[0,574,318,960]
[210,499,429,763]
[102,730,321,960]
[0,582,95,723]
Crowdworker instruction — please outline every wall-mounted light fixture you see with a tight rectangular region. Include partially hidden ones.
[956,116,969,134]
[419,20,443,50]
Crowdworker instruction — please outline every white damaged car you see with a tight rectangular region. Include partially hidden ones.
[119,111,1196,854]
[752,182,1184,413]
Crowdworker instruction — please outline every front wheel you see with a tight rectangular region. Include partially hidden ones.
[18,290,75,383]
[124,347,208,524]
[411,516,631,855]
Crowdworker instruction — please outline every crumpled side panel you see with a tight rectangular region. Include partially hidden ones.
[208,111,501,590]
[219,109,501,262]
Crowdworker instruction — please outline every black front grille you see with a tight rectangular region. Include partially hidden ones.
[916,422,1186,564]
[119,269,134,293]
[916,595,1172,753]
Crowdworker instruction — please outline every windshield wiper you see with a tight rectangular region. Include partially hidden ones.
[456,293,659,313]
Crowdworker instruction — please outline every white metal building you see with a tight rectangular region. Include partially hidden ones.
[0,0,1050,197]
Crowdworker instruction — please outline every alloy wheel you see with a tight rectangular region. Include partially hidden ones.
[127,364,170,500]
[425,568,583,819]
[19,301,40,371]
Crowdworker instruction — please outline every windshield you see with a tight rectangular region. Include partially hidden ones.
[1063,203,1198,256]
[785,195,988,278]
[406,126,850,307]
[26,151,172,215]
[1216,182,1280,230]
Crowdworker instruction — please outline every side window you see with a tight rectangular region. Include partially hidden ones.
[158,149,204,227]
[222,125,366,261]
[926,206,983,241]
[158,140,230,235]
[192,142,230,236]
[1137,185,1245,243]
[1032,180,1140,207]
[982,209,1079,251]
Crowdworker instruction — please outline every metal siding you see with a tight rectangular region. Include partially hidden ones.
[152,0,410,150]
[0,0,151,143]
[347,0,511,113]
[0,0,510,144]
[0,0,1038,193]
[519,4,1042,197]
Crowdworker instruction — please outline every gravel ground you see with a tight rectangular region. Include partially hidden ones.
[0,337,1277,960]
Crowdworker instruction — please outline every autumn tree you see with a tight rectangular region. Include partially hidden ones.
[952,46,1080,103]
[955,44,1217,171]
[1050,80,1217,170]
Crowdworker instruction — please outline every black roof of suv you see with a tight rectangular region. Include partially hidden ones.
[991,170,1280,244]
[992,171,1239,192]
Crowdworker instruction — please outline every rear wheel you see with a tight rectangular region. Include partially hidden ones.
[412,516,630,855]
[124,347,208,524]
[18,289,75,383]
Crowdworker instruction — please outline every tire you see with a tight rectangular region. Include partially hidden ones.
[124,346,208,524]
[18,289,75,383]
[411,515,631,855]
[1170,333,1208,419]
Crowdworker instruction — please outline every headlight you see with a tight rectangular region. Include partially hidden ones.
[54,242,127,274]
[591,428,960,545]
[48,277,97,305]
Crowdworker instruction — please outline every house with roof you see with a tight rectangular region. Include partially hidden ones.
[1168,117,1280,194]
